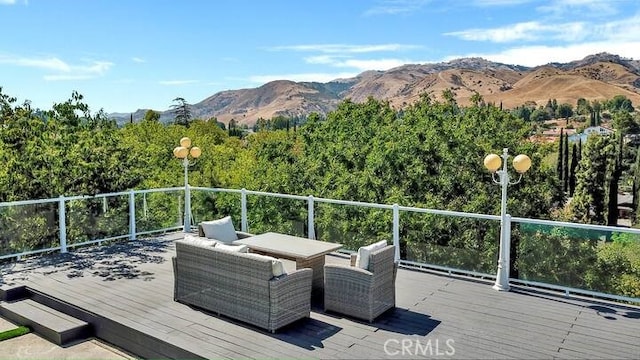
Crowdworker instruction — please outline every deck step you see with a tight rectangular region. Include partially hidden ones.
[0,284,27,301]
[0,299,91,346]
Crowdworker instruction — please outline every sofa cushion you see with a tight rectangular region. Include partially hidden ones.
[215,243,249,253]
[200,216,238,244]
[245,253,286,277]
[183,234,217,247]
[355,240,388,270]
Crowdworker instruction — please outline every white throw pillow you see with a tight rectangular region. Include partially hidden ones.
[214,243,249,253]
[245,253,286,277]
[200,216,238,244]
[355,240,388,270]
[182,234,217,247]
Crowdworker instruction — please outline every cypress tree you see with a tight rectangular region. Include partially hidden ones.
[607,134,623,226]
[578,140,582,163]
[557,128,564,181]
[633,147,640,223]
[563,133,569,192]
[569,143,578,196]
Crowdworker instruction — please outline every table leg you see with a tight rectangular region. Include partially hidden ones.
[296,256,325,293]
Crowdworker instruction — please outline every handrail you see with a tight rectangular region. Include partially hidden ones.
[512,216,640,234]
[1,186,638,303]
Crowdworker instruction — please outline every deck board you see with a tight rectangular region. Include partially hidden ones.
[1,232,639,359]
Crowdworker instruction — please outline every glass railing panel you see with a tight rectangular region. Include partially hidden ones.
[401,211,500,275]
[0,202,59,257]
[314,202,391,251]
[191,190,241,230]
[246,195,307,237]
[514,222,640,298]
[135,190,183,233]
[66,195,129,245]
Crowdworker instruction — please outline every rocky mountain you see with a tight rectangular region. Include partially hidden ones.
[110,53,640,126]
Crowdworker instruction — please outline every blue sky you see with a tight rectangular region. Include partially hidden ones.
[1,0,639,114]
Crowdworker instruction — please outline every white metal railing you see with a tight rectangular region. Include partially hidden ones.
[1,186,639,304]
[0,188,184,260]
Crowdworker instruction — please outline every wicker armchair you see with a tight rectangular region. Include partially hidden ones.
[324,245,397,322]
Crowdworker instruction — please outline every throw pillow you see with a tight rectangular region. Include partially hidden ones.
[355,240,388,270]
[200,216,238,244]
[182,234,217,247]
[214,243,249,253]
[245,253,287,277]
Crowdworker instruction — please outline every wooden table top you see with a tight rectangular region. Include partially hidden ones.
[234,232,342,260]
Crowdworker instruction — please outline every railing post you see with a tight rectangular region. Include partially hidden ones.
[129,190,136,241]
[307,195,315,240]
[494,214,511,291]
[241,188,248,232]
[58,195,67,254]
[393,203,400,262]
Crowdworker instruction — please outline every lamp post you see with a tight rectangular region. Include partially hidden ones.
[173,137,202,233]
[484,148,531,291]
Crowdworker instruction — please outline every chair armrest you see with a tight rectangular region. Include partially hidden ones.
[236,231,253,239]
[350,253,358,267]
[324,264,373,286]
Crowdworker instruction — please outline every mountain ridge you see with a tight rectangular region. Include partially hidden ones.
[110,53,640,125]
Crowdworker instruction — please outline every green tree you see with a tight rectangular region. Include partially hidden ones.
[607,95,634,113]
[143,110,160,122]
[171,97,192,127]
[569,143,578,196]
[563,133,569,193]
[557,128,564,182]
[557,103,574,119]
[572,136,614,224]
[576,98,591,115]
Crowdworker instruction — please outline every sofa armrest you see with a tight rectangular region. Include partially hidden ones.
[269,268,313,329]
[270,268,313,301]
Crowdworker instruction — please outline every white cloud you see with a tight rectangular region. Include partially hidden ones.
[0,54,112,81]
[364,0,431,16]
[132,57,146,63]
[473,0,532,5]
[158,80,199,85]
[269,43,422,54]
[43,74,93,81]
[0,0,16,4]
[537,0,622,16]
[248,72,359,84]
[450,41,640,67]
[447,13,640,43]
[0,55,71,71]
[446,21,589,43]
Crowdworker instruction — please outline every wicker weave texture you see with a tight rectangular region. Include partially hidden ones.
[173,240,312,332]
[323,245,396,322]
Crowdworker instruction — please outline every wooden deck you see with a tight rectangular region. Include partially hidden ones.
[1,233,639,359]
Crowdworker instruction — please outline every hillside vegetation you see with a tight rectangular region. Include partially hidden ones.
[110,53,640,127]
[2,87,639,298]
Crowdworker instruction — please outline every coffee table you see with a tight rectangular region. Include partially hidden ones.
[234,232,342,292]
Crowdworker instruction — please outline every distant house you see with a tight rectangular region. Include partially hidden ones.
[624,134,640,145]
[584,126,614,136]
[568,126,614,143]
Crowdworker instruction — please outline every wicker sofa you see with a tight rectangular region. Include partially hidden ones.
[324,245,397,322]
[172,239,313,332]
